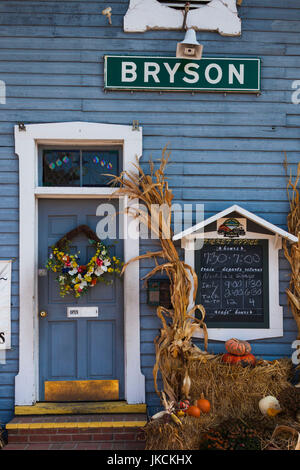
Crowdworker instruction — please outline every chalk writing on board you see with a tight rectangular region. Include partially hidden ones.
[197,241,267,325]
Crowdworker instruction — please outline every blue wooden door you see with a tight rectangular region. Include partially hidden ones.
[38,199,124,400]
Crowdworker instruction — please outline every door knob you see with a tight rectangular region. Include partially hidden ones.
[39,310,47,318]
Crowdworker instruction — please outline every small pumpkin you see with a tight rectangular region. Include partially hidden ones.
[222,352,256,366]
[225,338,252,356]
[186,405,201,418]
[197,398,211,414]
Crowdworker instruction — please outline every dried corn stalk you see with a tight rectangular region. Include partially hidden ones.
[283,154,300,342]
[110,147,208,403]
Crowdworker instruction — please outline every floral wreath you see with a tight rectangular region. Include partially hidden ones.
[46,225,123,298]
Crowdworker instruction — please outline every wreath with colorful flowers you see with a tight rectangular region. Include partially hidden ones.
[46,225,123,298]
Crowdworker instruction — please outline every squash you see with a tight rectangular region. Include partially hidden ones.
[186,405,201,418]
[196,398,211,414]
[259,396,282,417]
[222,352,256,366]
[179,399,190,411]
[225,338,252,356]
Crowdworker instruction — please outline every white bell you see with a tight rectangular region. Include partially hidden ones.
[181,29,200,46]
[176,29,203,60]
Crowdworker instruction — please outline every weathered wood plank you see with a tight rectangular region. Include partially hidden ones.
[181,187,291,201]
[287,114,300,126]
[0,111,288,127]
[44,380,119,402]
[15,401,146,415]
[170,175,291,189]
[2,84,289,99]
[142,137,300,152]
[82,100,294,114]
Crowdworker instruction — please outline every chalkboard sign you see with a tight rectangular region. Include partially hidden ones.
[195,240,269,328]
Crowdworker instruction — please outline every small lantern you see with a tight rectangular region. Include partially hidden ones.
[147,279,172,309]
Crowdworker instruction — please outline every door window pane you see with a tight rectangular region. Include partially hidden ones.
[43,150,80,187]
[82,150,119,187]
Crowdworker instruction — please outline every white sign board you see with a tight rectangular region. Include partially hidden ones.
[67,306,99,318]
[0,261,12,349]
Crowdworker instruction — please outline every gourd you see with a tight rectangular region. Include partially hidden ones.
[197,398,211,414]
[186,405,201,418]
[225,338,252,356]
[259,396,281,417]
[222,352,256,366]
[179,399,190,411]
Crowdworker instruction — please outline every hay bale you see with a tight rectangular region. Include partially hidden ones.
[188,356,292,421]
[145,357,294,450]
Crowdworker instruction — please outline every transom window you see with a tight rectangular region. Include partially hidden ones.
[157,0,211,9]
[39,147,122,187]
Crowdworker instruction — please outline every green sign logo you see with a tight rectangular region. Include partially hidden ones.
[104,55,261,93]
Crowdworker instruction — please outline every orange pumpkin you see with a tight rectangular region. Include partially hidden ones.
[225,338,252,356]
[222,352,256,366]
[196,398,211,414]
[186,405,201,418]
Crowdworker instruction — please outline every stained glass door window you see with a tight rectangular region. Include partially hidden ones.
[82,150,119,187]
[43,150,80,186]
[41,148,121,187]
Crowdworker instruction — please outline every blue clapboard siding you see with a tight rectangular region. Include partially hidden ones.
[0,0,299,420]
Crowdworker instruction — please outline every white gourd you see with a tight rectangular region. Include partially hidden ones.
[259,396,281,416]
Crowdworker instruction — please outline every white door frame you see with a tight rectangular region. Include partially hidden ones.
[14,121,145,405]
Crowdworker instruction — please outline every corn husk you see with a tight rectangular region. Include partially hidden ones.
[283,155,300,347]
[109,147,208,404]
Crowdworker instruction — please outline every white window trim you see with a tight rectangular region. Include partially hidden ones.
[14,121,145,405]
[183,231,283,341]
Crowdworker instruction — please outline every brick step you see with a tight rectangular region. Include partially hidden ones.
[4,442,146,450]
[4,413,147,451]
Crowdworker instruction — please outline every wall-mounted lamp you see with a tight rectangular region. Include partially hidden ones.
[147,279,172,309]
[176,28,203,60]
